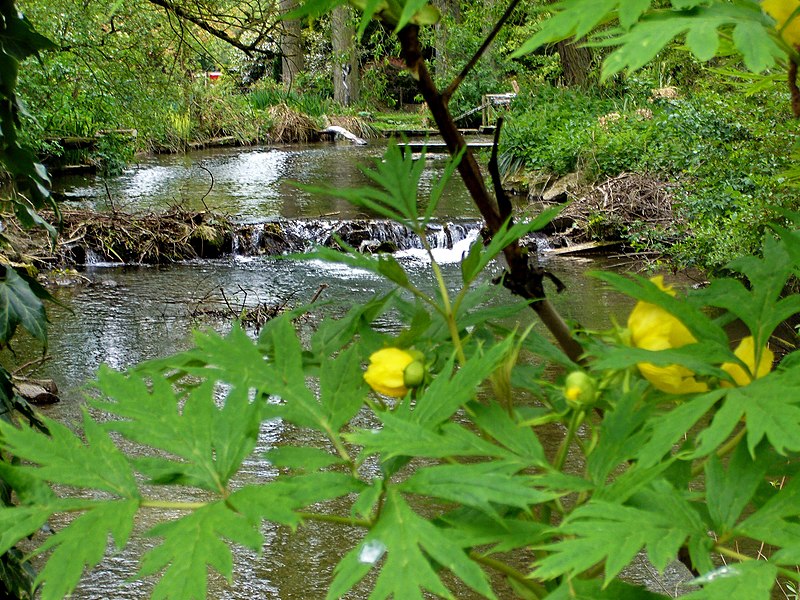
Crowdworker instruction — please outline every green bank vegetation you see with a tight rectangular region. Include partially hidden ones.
[2,3,800,598]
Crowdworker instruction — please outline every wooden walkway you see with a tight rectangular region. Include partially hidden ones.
[397,141,494,153]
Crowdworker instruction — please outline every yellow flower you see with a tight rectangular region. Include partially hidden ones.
[628,276,709,394]
[627,277,774,393]
[721,336,774,387]
[363,348,425,398]
[763,0,800,46]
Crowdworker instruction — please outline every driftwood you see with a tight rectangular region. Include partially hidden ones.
[14,379,59,405]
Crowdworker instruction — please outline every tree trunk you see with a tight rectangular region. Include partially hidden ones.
[556,39,593,87]
[331,5,359,106]
[279,0,304,88]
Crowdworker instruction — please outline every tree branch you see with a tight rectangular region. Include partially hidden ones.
[145,0,277,57]
[398,25,584,364]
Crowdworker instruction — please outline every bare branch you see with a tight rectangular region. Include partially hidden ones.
[442,0,522,102]
[145,0,277,57]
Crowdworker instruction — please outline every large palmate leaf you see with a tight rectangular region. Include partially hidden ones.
[230,473,366,528]
[694,369,800,457]
[696,235,800,350]
[139,502,263,600]
[0,411,138,498]
[92,370,263,491]
[535,481,707,585]
[683,560,778,600]
[348,414,528,464]
[328,487,496,600]
[400,462,561,519]
[33,500,138,600]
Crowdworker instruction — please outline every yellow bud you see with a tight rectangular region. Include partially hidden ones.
[364,348,414,398]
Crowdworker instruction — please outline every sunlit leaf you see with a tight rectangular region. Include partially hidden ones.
[0,411,138,497]
[34,500,138,600]
[329,487,496,600]
[140,502,263,600]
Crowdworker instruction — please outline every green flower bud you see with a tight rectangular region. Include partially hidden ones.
[564,371,596,408]
[403,360,426,388]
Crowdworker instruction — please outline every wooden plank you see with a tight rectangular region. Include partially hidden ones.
[545,240,623,256]
[397,141,494,153]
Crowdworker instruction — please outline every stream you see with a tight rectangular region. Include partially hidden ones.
[19,140,690,598]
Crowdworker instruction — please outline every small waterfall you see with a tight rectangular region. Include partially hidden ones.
[229,219,486,258]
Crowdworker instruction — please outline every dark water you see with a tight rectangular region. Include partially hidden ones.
[25,141,692,598]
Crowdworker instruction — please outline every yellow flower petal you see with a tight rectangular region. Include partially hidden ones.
[721,336,774,387]
[363,348,415,398]
[763,0,800,46]
[628,277,705,394]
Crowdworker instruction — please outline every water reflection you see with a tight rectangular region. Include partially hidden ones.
[54,142,483,222]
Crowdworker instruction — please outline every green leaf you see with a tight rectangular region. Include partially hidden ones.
[738,474,800,548]
[320,345,367,431]
[696,236,796,350]
[462,209,565,285]
[684,560,777,600]
[93,371,262,491]
[732,19,780,73]
[230,473,365,527]
[0,266,47,345]
[348,414,525,464]
[697,371,800,457]
[511,0,617,58]
[0,411,139,497]
[412,337,513,427]
[635,390,724,468]
[0,505,53,556]
[140,501,263,600]
[535,481,705,585]
[34,499,138,600]
[329,488,496,600]
[376,254,410,287]
[705,442,768,532]
[437,508,549,552]
[468,401,546,466]
[685,19,719,60]
[618,0,651,30]
[265,446,346,471]
[401,462,561,518]
[587,387,653,484]
[426,148,463,224]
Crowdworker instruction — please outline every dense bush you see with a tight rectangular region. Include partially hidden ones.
[502,76,800,272]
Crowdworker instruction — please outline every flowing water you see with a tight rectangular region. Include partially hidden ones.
[22,140,692,598]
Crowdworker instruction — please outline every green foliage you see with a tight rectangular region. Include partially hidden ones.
[3,0,800,599]
[511,0,785,81]
[0,137,798,599]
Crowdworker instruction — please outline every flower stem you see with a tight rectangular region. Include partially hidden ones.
[427,245,466,365]
[296,511,372,528]
[469,551,547,598]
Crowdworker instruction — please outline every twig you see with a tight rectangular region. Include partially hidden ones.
[197,164,214,212]
[310,283,328,304]
[442,0,523,102]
